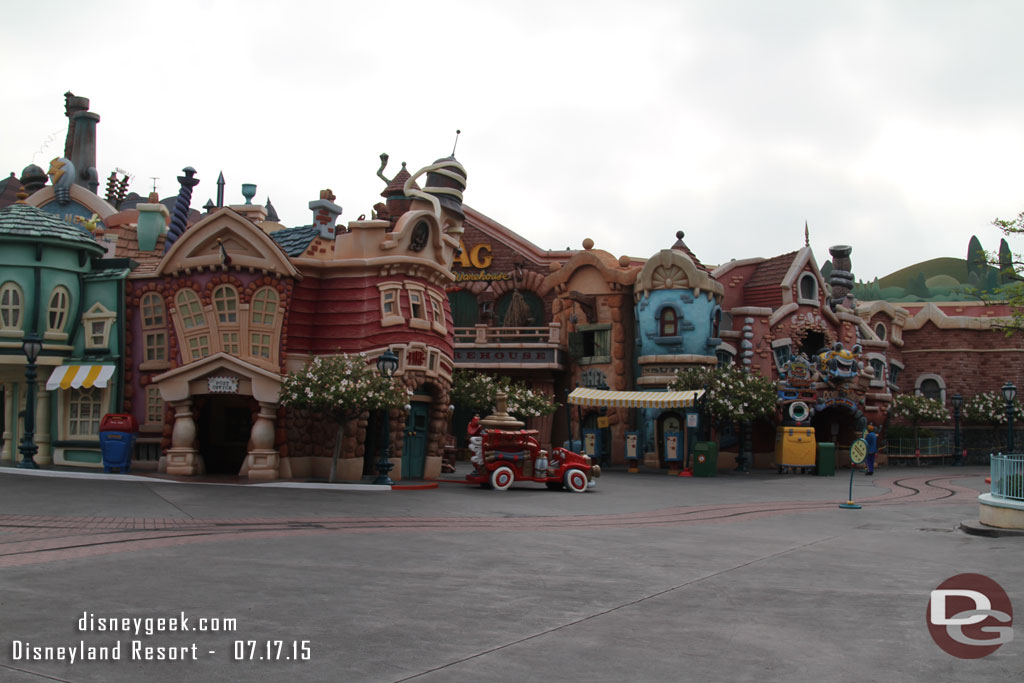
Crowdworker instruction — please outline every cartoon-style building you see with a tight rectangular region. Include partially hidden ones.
[2,92,1021,478]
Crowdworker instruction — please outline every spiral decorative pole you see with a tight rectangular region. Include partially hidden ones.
[164,167,200,252]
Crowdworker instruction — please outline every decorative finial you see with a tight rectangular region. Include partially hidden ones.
[452,129,461,156]
[377,153,391,184]
[15,189,28,204]
[804,221,809,247]
[676,230,684,240]
[216,171,225,207]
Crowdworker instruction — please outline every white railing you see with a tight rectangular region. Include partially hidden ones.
[454,323,562,346]
[990,453,1024,502]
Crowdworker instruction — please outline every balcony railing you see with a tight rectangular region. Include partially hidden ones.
[991,453,1024,502]
[454,323,562,346]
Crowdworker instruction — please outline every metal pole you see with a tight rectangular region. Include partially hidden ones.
[953,404,961,466]
[17,357,39,469]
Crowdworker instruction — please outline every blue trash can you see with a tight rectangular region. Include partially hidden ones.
[99,414,138,473]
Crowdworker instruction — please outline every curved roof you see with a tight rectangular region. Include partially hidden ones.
[0,202,105,255]
[635,249,724,299]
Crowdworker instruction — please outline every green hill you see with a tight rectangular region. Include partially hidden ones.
[877,258,968,289]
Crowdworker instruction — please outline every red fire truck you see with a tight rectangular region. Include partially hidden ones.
[466,428,599,492]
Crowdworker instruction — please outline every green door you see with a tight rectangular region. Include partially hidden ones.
[402,402,429,479]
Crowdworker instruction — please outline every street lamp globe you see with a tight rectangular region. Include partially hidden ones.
[22,333,42,363]
[376,348,399,378]
[1002,382,1017,404]
[951,393,963,411]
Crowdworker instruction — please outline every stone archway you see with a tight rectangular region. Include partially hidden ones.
[153,353,282,480]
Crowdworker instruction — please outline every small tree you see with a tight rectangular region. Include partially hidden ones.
[670,364,777,431]
[889,393,950,446]
[280,354,409,482]
[451,370,557,418]
[990,211,1024,333]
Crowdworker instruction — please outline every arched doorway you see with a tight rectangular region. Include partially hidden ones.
[197,395,252,475]
[811,404,863,465]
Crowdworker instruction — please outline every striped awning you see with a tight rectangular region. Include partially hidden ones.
[567,387,704,409]
[45,364,116,391]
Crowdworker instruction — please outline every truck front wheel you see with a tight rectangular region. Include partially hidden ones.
[564,468,588,493]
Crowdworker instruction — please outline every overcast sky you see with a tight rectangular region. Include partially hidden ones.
[3,0,1023,281]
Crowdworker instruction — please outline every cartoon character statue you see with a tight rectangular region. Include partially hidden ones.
[817,342,863,383]
[467,414,485,473]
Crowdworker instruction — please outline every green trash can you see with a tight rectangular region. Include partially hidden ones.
[816,442,836,476]
[692,441,718,477]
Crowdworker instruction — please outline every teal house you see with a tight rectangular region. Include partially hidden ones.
[632,234,725,465]
[0,199,129,467]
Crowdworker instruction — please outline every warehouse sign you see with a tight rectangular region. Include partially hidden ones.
[455,349,560,364]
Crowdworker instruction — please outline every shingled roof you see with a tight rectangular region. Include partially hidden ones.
[0,173,24,209]
[0,202,105,254]
[744,251,798,289]
[270,225,320,256]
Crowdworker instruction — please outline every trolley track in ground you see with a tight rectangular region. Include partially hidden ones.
[0,474,983,567]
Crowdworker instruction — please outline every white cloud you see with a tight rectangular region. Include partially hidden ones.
[2,0,1024,281]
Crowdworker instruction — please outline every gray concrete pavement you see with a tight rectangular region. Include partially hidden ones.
[0,464,1019,682]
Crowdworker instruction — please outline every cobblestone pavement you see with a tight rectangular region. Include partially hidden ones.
[0,467,1019,683]
[0,471,985,568]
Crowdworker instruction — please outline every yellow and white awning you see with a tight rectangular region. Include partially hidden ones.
[45,364,116,391]
[567,388,704,409]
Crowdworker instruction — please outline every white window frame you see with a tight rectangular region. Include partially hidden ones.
[0,281,24,337]
[46,286,71,340]
[144,385,165,428]
[428,291,447,335]
[66,387,104,440]
[405,283,430,330]
[378,282,405,327]
[797,272,819,305]
[81,302,116,351]
[248,286,279,361]
[140,292,169,370]
[915,373,946,404]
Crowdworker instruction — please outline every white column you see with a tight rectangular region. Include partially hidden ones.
[1,382,14,462]
[34,389,51,465]
[165,399,199,475]
[245,401,279,480]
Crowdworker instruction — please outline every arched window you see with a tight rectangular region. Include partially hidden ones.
[496,290,545,327]
[176,289,205,329]
[68,388,102,437]
[916,374,946,403]
[212,285,239,324]
[660,308,678,337]
[141,293,167,364]
[448,290,479,328]
[799,273,818,302]
[249,287,278,359]
[874,322,887,340]
[0,282,23,331]
[47,286,71,333]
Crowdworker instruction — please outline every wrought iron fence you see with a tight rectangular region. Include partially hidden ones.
[990,453,1024,502]
[885,436,951,456]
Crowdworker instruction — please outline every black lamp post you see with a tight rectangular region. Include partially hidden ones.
[17,333,43,469]
[1002,382,1017,453]
[950,393,963,466]
[373,348,399,485]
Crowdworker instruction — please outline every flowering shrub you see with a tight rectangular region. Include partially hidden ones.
[451,371,557,418]
[280,354,409,418]
[669,365,777,424]
[889,393,950,440]
[963,391,1023,426]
